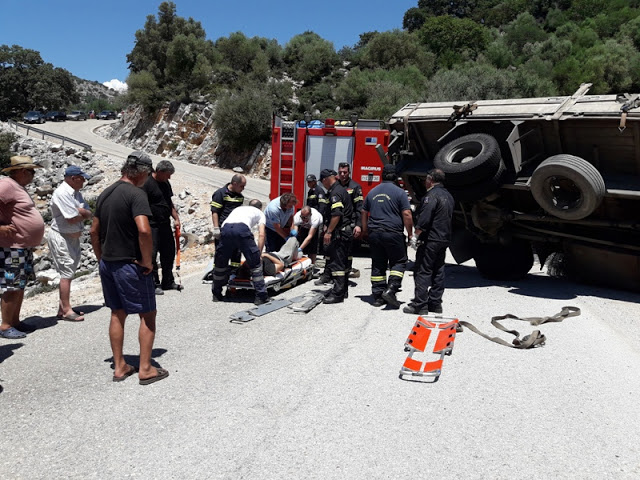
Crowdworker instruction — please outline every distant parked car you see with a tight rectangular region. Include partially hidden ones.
[45,111,67,122]
[97,110,116,120]
[67,110,87,121]
[23,111,45,124]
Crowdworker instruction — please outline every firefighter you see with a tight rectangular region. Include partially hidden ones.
[306,174,320,210]
[403,169,454,315]
[319,169,353,304]
[212,199,269,305]
[361,164,413,308]
[210,173,246,275]
[337,162,363,278]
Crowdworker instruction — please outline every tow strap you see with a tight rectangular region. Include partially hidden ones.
[617,93,640,132]
[458,306,581,349]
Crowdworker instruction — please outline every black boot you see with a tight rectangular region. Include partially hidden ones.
[381,288,400,308]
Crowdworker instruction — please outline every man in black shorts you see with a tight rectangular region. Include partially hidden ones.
[90,151,169,385]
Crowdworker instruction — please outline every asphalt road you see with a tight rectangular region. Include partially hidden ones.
[2,121,640,479]
[24,118,271,202]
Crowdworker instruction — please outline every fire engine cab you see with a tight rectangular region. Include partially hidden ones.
[270,115,390,204]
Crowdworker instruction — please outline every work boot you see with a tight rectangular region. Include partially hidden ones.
[162,283,184,291]
[349,268,360,279]
[254,295,271,306]
[402,304,429,315]
[323,295,344,304]
[372,297,386,307]
[428,304,443,314]
[212,291,224,302]
[155,287,164,296]
[381,288,400,308]
[314,276,332,286]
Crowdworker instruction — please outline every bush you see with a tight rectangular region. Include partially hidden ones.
[0,131,17,170]
[213,86,273,150]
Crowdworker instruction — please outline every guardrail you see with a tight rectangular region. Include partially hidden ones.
[7,120,93,151]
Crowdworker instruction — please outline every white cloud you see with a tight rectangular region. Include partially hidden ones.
[103,79,128,92]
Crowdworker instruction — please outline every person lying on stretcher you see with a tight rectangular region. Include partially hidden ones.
[261,236,301,276]
[234,236,302,279]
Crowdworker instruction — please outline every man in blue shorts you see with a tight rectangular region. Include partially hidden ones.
[90,151,169,385]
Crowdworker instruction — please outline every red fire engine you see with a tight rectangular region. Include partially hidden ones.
[270,115,390,204]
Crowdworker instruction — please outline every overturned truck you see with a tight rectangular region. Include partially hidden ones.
[389,84,640,291]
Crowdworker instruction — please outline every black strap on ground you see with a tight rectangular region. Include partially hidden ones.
[458,306,581,349]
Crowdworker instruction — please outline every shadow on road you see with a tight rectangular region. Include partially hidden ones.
[104,348,168,371]
[0,342,24,365]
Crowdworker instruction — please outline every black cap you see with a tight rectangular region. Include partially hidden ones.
[319,169,337,180]
[382,163,396,176]
[306,174,317,182]
[128,150,153,170]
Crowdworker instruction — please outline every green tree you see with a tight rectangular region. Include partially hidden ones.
[213,86,273,149]
[418,16,489,56]
[502,12,548,54]
[355,30,436,76]
[283,32,340,85]
[126,70,160,111]
[126,1,218,104]
[403,7,428,32]
[0,44,78,118]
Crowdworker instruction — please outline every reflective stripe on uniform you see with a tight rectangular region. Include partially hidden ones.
[371,276,385,282]
[331,271,346,277]
[223,196,243,203]
[210,201,223,208]
[331,201,343,209]
[389,270,404,278]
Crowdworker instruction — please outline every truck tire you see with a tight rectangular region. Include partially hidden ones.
[448,162,505,202]
[530,155,605,221]
[434,133,502,186]
[472,239,534,280]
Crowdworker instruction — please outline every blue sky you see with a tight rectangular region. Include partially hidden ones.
[1,0,416,88]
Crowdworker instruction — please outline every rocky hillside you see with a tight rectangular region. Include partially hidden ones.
[0,121,216,305]
[73,76,121,103]
[102,102,271,179]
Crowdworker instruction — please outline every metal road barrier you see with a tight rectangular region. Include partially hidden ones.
[7,120,93,151]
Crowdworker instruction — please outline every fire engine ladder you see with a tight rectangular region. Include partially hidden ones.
[278,121,296,195]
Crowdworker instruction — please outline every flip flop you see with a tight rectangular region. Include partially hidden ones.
[139,368,169,385]
[112,365,137,382]
[60,312,84,322]
[56,309,84,320]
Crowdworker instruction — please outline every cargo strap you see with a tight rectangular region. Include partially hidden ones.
[617,93,640,132]
[448,103,478,123]
[458,306,580,349]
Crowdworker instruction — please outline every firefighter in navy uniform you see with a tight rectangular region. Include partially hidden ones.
[306,174,320,210]
[361,164,413,308]
[403,169,454,315]
[210,174,246,275]
[337,162,363,278]
[319,169,353,304]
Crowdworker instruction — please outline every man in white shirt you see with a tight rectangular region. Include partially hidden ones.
[48,165,92,322]
[212,199,270,305]
[292,205,322,263]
